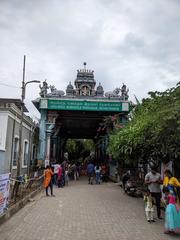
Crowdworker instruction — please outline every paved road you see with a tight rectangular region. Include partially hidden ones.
[0,178,179,240]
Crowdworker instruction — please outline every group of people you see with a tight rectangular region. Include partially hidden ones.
[144,166,180,234]
[87,162,108,185]
[44,160,180,234]
[43,161,107,195]
[43,161,82,196]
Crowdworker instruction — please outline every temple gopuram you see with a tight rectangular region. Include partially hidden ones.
[33,63,131,165]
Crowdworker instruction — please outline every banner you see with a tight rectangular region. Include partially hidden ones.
[0,173,10,216]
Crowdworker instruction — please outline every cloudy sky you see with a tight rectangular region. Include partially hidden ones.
[0,0,180,119]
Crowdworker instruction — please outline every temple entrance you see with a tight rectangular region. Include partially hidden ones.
[64,139,95,163]
[33,63,130,166]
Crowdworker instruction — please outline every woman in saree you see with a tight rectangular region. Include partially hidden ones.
[163,169,180,205]
[44,165,54,196]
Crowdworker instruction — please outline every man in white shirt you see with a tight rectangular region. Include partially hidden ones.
[53,162,60,186]
[145,166,162,219]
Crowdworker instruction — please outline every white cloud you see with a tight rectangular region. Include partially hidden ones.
[0,0,180,118]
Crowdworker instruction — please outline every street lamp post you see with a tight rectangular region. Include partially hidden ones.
[13,55,40,198]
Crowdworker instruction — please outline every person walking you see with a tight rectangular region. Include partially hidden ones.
[76,162,81,180]
[94,164,101,184]
[71,163,77,181]
[57,164,63,188]
[65,165,69,186]
[44,165,54,196]
[145,165,162,219]
[87,161,94,185]
[101,163,108,182]
[52,162,60,186]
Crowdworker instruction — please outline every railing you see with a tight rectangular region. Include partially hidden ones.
[9,172,44,206]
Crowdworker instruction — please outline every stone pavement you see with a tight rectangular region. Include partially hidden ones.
[0,178,179,240]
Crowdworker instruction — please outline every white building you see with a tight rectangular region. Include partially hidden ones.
[0,99,38,177]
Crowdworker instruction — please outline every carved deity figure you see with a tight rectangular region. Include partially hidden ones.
[81,85,90,96]
[105,87,120,98]
[47,85,65,97]
[39,80,49,97]
[121,83,129,99]
[49,85,56,93]
[113,88,121,96]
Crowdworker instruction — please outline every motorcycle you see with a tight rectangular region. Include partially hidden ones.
[124,179,142,197]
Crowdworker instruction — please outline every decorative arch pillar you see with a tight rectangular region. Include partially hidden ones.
[38,109,47,162]
[45,123,55,166]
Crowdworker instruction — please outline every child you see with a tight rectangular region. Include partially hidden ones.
[95,164,101,184]
[144,190,155,223]
[163,187,180,234]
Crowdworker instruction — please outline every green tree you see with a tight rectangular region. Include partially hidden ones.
[108,82,180,167]
[65,139,95,162]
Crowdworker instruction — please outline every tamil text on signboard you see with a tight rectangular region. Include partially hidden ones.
[47,100,129,112]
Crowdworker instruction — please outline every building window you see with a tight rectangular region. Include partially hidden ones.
[32,145,36,160]
[13,137,19,167]
[31,145,36,165]
[23,140,29,167]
